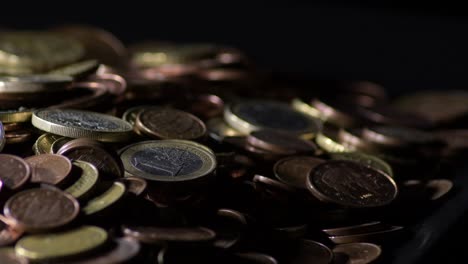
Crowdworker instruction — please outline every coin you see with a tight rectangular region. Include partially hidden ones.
[311,98,357,127]
[0,122,5,151]
[0,154,31,190]
[47,59,99,78]
[0,75,73,93]
[273,156,325,189]
[362,126,435,147]
[234,252,278,264]
[120,140,216,182]
[322,221,385,236]
[50,137,72,154]
[135,107,206,140]
[315,132,355,153]
[120,176,147,196]
[25,154,72,185]
[5,130,32,144]
[0,216,23,247]
[426,179,453,200]
[306,160,398,207]
[291,98,326,120]
[0,248,28,264]
[330,152,393,177]
[288,240,333,264]
[206,118,243,141]
[123,226,216,244]
[65,161,99,200]
[32,133,62,154]
[57,138,124,178]
[333,243,381,264]
[32,109,133,142]
[246,130,317,155]
[329,226,403,244]
[15,226,107,261]
[4,188,79,232]
[67,237,140,264]
[122,105,151,125]
[0,109,32,123]
[224,100,322,135]
[186,94,224,119]
[82,182,126,215]
[2,122,24,132]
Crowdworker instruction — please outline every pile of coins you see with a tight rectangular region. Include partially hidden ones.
[0,25,464,264]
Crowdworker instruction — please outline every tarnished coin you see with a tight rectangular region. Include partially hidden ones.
[58,138,124,178]
[25,154,72,185]
[65,161,99,200]
[330,152,393,177]
[120,140,216,182]
[306,160,397,207]
[123,226,216,244]
[67,237,140,264]
[0,248,28,264]
[0,216,23,247]
[247,130,317,155]
[288,240,333,264]
[4,188,79,232]
[135,107,206,140]
[82,182,126,215]
[333,243,382,264]
[225,100,322,136]
[0,75,73,93]
[32,133,62,155]
[0,154,31,190]
[32,109,133,142]
[0,121,4,151]
[273,156,325,189]
[15,226,107,261]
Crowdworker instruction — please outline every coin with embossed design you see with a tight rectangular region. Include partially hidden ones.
[25,154,72,186]
[31,109,133,142]
[0,154,31,190]
[4,188,79,232]
[306,160,397,208]
[120,140,216,182]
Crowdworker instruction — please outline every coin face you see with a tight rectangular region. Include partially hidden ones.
[32,109,133,142]
[136,107,206,140]
[306,160,397,208]
[0,154,31,190]
[120,140,216,182]
[273,156,325,189]
[333,243,382,264]
[25,154,72,185]
[4,188,79,232]
[15,226,107,261]
[225,101,321,135]
[67,237,140,264]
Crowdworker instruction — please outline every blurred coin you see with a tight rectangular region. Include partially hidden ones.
[32,109,133,142]
[67,237,140,264]
[330,152,393,177]
[426,179,453,200]
[0,121,4,151]
[234,252,278,264]
[288,240,333,264]
[47,59,99,79]
[333,243,381,264]
[50,137,73,154]
[4,188,79,232]
[186,94,224,120]
[0,216,23,246]
[311,98,357,127]
[5,130,32,144]
[316,132,355,153]
[82,182,126,215]
[362,126,435,148]
[246,130,317,155]
[123,226,216,244]
[25,154,72,185]
[88,73,127,95]
[206,118,243,141]
[122,105,152,126]
[2,122,24,132]
[0,109,32,123]
[0,75,72,93]
[65,161,99,200]
[0,248,28,264]
[119,176,147,196]
[322,221,385,236]
[291,98,325,120]
[273,156,325,189]
[329,226,403,244]
[32,133,62,155]
[0,154,31,190]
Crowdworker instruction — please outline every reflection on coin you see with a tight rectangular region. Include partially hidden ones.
[135,107,206,140]
[122,105,151,125]
[247,130,317,155]
[15,226,107,261]
[123,226,216,244]
[4,188,79,232]
[330,152,393,177]
[322,221,384,236]
[120,140,216,182]
[0,154,30,190]
[225,100,321,135]
[82,182,126,215]
[50,137,73,154]
[5,130,32,144]
[65,161,99,200]
[25,154,72,185]
[32,133,62,154]
[0,248,28,264]
[288,240,333,264]
[291,98,325,120]
[307,161,397,207]
[32,109,133,142]
[67,237,140,264]
[0,216,23,247]
[273,156,325,189]
[333,243,381,264]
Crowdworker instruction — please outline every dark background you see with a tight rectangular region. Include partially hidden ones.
[1,4,467,263]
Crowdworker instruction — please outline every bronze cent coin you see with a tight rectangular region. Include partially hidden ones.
[333,243,382,264]
[135,107,206,140]
[25,154,72,186]
[0,154,31,190]
[247,130,317,155]
[306,160,398,208]
[4,188,79,232]
[273,156,325,189]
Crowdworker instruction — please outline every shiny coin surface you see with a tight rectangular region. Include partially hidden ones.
[247,130,317,155]
[0,75,72,93]
[0,154,30,190]
[307,160,397,207]
[65,161,99,200]
[316,132,355,153]
[4,188,79,232]
[122,105,151,125]
[15,226,107,261]
[330,152,393,177]
[135,107,206,140]
[123,226,216,243]
[67,237,140,264]
[32,109,133,142]
[120,140,216,182]
[224,100,321,135]
[0,248,28,264]
[50,137,73,154]
[32,133,62,155]
[333,243,382,264]
[288,240,333,264]
[82,182,126,215]
[206,117,243,141]
[25,154,72,185]
[273,156,325,189]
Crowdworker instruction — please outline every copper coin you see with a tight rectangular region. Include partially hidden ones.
[196,68,248,82]
[307,160,397,208]
[135,107,206,140]
[0,216,23,246]
[67,237,140,264]
[0,154,31,190]
[426,179,453,200]
[187,94,224,119]
[57,138,124,178]
[25,154,72,186]
[5,130,32,144]
[329,226,403,244]
[2,122,24,132]
[120,176,147,196]
[4,188,79,232]
[50,137,73,154]
[288,240,333,264]
[247,130,317,155]
[273,156,325,189]
[122,226,216,244]
[333,243,382,264]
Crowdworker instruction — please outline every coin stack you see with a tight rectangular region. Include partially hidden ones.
[0,26,464,264]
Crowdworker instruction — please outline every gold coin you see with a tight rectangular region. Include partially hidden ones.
[315,133,355,153]
[32,109,133,142]
[291,98,325,121]
[0,75,72,93]
[47,59,99,79]
[33,133,62,155]
[120,140,216,182]
[15,226,107,261]
[0,109,32,123]
[65,161,99,200]
[82,182,125,215]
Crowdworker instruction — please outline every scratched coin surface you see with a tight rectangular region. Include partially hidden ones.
[135,107,206,140]
[306,160,397,207]
[25,154,72,186]
[273,156,325,189]
[0,154,31,190]
[31,109,133,142]
[333,243,382,264]
[120,140,216,182]
[4,188,80,232]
